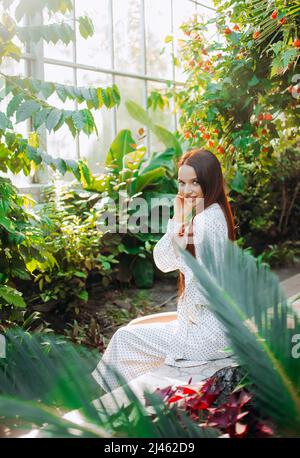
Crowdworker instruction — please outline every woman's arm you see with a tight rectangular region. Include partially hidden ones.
[153,218,187,273]
[172,207,228,287]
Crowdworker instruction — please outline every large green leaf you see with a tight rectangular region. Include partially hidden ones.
[16,100,40,123]
[105,129,136,170]
[135,167,166,193]
[0,285,26,309]
[125,100,182,156]
[142,148,177,175]
[230,169,245,193]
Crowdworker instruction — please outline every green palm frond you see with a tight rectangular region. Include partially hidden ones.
[179,238,300,436]
[0,329,219,438]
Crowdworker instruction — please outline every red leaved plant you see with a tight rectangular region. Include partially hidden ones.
[152,375,275,438]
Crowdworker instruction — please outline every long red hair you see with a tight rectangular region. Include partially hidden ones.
[176,149,236,303]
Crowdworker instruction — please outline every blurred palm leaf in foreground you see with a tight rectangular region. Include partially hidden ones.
[179,238,300,437]
[0,329,218,438]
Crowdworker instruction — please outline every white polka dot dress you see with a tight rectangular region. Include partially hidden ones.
[92,203,233,392]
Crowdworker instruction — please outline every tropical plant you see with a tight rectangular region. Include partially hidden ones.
[178,236,300,437]
[149,0,300,260]
[154,372,275,438]
[76,126,181,288]
[25,182,121,313]
[0,177,55,322]
[1,227,300,437]
[0,0,120,179]
[0,328,219,438]
[230,144,300,260]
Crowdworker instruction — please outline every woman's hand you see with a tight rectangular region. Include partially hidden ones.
[170,195,194,253]
[173,194,194,225]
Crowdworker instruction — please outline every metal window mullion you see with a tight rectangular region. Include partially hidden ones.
[141,0,150,157]
[21,52,185,86]
[26,11,48,185]
[188,0,216,11]
[170,0,177,132]
[109,0,117,138]
[73,0,80,160]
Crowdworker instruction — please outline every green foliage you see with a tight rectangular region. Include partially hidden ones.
[0,285,26,309]
[0,176,58,328]
[231,145,300,262]
[0,0,120,180]
[151,1,300,261]
[180,236,300,436]
[0,328,219,437]
[29,183,121,311]
[125,100,182,157]
[0,177,53,283]
[82,130,179,288]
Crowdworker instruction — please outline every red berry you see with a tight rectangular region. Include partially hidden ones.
[280,17,286,24]
[217,146,225,154]
[258,113,264,121]
[271,10,278,20]
[208,140,214,148]
[253,31,261,40]
[293,39,300,48]
[233,24,240,32]
[184,132,191,139]
[225,28,232,35]
[203,133,211,140]
[213,129,219,135]
[262,129,268,135]
[262,147,269,153]
[264,113,273,121]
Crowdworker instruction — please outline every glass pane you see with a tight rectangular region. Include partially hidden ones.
[0,58,32,187]
[173,0,218,82]
[173,0,197,82]
[113,0,143,74]
[148,81,175,153]
[196,0,218,41]
[77,70,114,173]
[44,65,77,169]
[75,0,111,69]
[43,9,74,62]
[145,0,172,79]
[2,0,26,53]
[115,76,144,138]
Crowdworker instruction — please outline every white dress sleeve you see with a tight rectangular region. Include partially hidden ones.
[183,206,228,287]
[153,206,228,280]
[153,218,183,273]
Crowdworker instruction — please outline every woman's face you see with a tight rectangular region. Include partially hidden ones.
[178,164,204,200]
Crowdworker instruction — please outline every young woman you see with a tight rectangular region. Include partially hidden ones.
[92,149,236,393]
